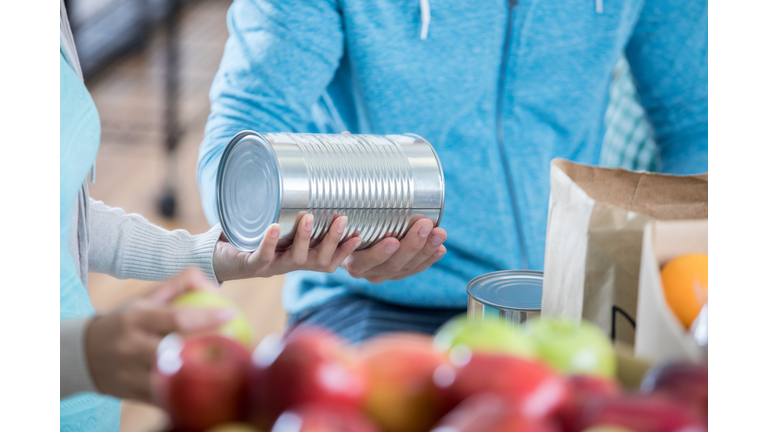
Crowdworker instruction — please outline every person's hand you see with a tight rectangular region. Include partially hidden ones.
[213,214,362,282]
[335,131,447,284]
[341,218,447,284]
[85,268,232,402]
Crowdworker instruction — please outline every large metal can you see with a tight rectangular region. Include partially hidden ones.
[216,131,444,252]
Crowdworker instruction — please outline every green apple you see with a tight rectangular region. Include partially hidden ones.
[525,317,616,378]
[173,291,253,348]
[433,315,537,359]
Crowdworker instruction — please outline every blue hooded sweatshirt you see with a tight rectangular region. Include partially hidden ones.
[197,0,708,313]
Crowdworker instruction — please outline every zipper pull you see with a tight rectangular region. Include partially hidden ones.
[89,164,96,184]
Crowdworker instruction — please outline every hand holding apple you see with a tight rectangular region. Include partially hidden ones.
[86,268,234,402]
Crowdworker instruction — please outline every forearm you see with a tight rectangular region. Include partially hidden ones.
[88,199,222,282]
[61,317,98,398]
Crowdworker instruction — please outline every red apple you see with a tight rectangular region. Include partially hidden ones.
[248,327,367,429]
[430,393,559,432]
[205,424,262,432]
[640,362,707,420]
[556,375,622,432]
[567,375,621,400]
[573,394,706,432]
[270,404,380,432]
[358,333,447,432]
[434,351,569,420]
[580,427,634,432]
[152,334,251,432]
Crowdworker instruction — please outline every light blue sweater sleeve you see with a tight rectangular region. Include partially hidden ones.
[60,50,121,432]
[60,51,100,319]
[626,0,708,175]
[197,0,344,224]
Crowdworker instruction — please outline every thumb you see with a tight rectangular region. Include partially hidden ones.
[175,307,237,334]
[144,268,218,305]
[137,306,235,335]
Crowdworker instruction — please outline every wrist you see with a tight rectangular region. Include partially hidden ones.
[84,315,107,394]
[196,225,224,283]
[60,316,100,398]
[212,240,230,283]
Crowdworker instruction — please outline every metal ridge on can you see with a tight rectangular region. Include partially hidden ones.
[216,131,445,252]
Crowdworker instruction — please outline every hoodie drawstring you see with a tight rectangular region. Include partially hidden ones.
[420,0,431,40]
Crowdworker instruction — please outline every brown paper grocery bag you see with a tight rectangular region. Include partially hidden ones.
[635,220,707,363]
[541,159,707,346]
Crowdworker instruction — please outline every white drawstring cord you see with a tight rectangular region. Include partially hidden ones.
[60,0,83,80]
[596,0,604,14]
[420,0,431,40]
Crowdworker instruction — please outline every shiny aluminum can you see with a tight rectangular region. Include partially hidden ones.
[216,131,444,252]
[467,270,543,326]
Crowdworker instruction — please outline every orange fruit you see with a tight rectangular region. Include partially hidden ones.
[660,253,708,329]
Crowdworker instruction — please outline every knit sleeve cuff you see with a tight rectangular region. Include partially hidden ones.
[61,317,98,398]
[119,223,223,283]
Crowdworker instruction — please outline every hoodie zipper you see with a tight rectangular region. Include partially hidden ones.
[495,0,529,270]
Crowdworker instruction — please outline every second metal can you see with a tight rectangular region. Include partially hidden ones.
[467,270,543,326]
[216,131,445,251]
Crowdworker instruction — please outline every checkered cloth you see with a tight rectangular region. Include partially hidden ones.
[600,56,660,172]
[288,294,466,343]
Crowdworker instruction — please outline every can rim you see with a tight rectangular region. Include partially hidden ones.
[466,270,543,311]
[403,133,445,227]
[216,130,283,252]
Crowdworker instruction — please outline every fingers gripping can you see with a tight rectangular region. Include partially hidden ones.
[216,131,445,252]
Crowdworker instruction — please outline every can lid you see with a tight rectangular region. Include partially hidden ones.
[466,270,543,312]
[216,131,282,252]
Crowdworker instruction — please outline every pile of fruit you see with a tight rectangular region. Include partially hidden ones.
[151,295,708,432]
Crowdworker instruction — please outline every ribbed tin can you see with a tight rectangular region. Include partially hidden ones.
[216,131,445,252]
[467,270,543,326]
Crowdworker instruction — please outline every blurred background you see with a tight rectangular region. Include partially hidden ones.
[67,0,285,430]
[66,0,658,430]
